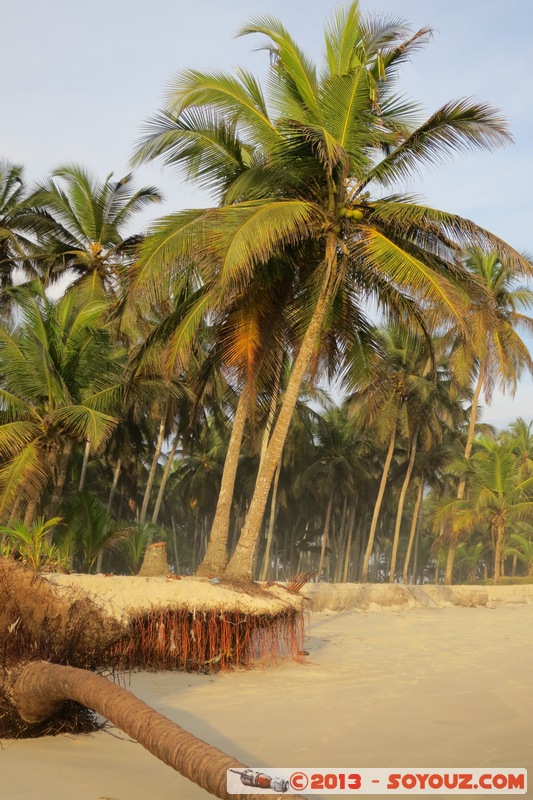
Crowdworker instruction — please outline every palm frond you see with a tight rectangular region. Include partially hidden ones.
[0,442,49,517]
[361,99,512,189]
[49,406,117,449]
[239,15,320,121]
[163,68,281,148]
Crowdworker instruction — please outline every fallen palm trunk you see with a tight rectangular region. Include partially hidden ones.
[13,660,303,800]
[0,558,305,798]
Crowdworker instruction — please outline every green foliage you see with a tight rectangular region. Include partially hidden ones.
[119,523,167,575]
[59,492,134,572]
[0,283,122,517]
[0,517,66,571]
[1,3,533,584]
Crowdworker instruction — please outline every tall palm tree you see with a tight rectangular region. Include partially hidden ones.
[29,165,162,291]
[300,407,359,580]
[444,248,533,582]
[346,325,437,582]
[132,3,530,580]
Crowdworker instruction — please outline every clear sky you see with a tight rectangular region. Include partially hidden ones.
[2,0,532,427]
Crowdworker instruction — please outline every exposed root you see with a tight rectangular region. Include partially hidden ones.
[108,606,305,672]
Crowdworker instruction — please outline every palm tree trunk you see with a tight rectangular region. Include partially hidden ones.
[342,504,356,583]
[493,523,505,583]
[95,548,105,574]
[78,439,91,491]
[225,255,337,581]
[445,363,485,585]
[197,387,249,576]
[139,417,166,525]
[152,433,180,525]
[334,496,348,583]
[412,518,420,584]
[13,661,302,800]
[258,361,282,471]
[7,495,23,525]
[402,478,424,584]
[464,363,486,462]
[48,439,74,516]
[259,461,281,581]
[317,491,334,581]
[24,500,37,527]
[191,508,200,571]
[389,434,418,583]
[360,427,397,583]
[106,458,122,514]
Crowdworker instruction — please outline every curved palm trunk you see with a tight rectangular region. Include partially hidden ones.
[197,387,249,576]
[225,259,336,582]
[139,417,166,525]
[152,432,180,525]
[445,363,485,585]
[360,427,396,583]
[389,434,417,584]
[402,478,424,584]
[14,661,301,800]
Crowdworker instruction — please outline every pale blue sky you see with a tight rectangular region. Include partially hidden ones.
[2,0,532,426]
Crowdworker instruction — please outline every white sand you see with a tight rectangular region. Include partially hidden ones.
[43,573,304,620]
[2,596,531,800]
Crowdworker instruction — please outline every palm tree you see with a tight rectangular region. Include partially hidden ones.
[505,533,533,577]
[299,407,358,580]
[196,261,294,576]
[59,491,131,572]
[0,161,56,306]
[346,325,437,582]
[501,418,533,479]
[174,416,227,569]
[0,282,122,522]
[444,249,533,583]
[0,161,28,294]
[132,3,530,580]
[0,516,63,570]
[436,437,533,582]
[29,165,162,291]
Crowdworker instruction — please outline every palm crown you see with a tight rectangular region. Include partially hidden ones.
[29,165,162,291]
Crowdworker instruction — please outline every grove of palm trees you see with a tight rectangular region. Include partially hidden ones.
[2,3,533,797]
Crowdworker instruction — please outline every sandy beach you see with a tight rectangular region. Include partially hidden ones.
[2,593,532,800]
